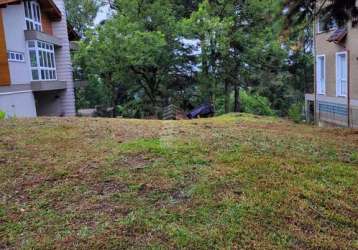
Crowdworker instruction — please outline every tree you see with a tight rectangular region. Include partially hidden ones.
[76,0,316,118]
[284,0,358,28]
[64,0,103,35]
[76,0,192,117]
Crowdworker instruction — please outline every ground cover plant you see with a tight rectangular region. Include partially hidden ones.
[0,114,357,249]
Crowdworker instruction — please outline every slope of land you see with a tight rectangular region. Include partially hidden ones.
[0,114,357,249]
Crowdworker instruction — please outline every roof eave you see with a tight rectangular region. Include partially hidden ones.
[0,0,62,21]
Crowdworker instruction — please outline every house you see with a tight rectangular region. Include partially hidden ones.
[0,0,77,117]
[305,13,358,128]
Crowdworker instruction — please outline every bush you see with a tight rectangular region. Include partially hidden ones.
[240,90,275,116]
[288,102,304,123]
[0,110,5,120]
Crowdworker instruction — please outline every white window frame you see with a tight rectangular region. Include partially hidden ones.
[24,0,42,32]
[336,51,348,97]
[7,51,25,63]
[27,40,57,81]
[316,55,326,95]
[317,16,337,33]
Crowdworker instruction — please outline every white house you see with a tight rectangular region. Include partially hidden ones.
[0,0,77,117]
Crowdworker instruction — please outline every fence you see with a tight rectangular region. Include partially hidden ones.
[316,101,358,128]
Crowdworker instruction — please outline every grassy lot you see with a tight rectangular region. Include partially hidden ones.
[0,114,357,249]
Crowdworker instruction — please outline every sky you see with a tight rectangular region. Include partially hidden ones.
[94,4,111,25]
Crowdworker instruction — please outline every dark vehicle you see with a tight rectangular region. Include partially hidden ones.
[187,103,215,119]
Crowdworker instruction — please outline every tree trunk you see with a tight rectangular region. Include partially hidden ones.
[234,83,240,113]
[224,79,230,113]
[111,85,117,118]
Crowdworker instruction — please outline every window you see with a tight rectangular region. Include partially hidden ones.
[317,16,337,33]
[28,41,57,81]
[7,51,25,62]
[336,52,348,97]
[316,55,325,95]
[24,0,42,31]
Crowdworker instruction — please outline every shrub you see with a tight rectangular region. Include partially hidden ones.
[288,102,304,123]
[0,110,5,120]
[240,90,275,116]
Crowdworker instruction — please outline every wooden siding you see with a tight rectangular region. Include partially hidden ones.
[0,0,61,21]
[0,10,10,86]
[0,0,20,5]
[41,13,53,35]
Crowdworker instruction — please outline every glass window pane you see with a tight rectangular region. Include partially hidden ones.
[28,2,32,19]
[319,58,324,79]
[25,2,29,18]
[32,70,39,80]
[45,70,49,80]
[36,6,40,22]
[39,51,43,67]
[342,55,347,78]
[50,53,55,67]
[43,51,47,67]
[41,70,45,80]
[28,41,35,47]
[47,52,51,67]
[30,50,37,67]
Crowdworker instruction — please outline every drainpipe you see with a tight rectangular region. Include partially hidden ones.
[347,49,351,128]
[313,16,318,125]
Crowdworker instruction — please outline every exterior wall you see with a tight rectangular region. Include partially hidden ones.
[0,0,75,118]
[51,0,76,116]
[2,3,32,85]
[0,91,37,117]
[0,9,10,86]
[316,23,358,99]
[312,21,358,127]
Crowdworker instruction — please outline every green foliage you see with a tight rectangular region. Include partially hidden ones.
[288,102,304,123]
[0,110,5,120]
[75,0,314,119]
[76,77,111,109]
[64,0,102,35]
[240,90,275,116]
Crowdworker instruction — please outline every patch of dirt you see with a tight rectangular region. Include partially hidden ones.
[138,183,156,195]
[78,201,132,218]
[92,180,128,195]
[170,190,190,203]
[116,153,158,170]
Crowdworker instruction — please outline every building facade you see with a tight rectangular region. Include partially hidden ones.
[305,15,358,128]
[0,0,76,117]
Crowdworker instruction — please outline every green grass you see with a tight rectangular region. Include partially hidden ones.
[0,114,357,249]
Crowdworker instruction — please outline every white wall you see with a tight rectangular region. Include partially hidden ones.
[0,91,37,117]
[2,4,32,85]
[52,0,76,116]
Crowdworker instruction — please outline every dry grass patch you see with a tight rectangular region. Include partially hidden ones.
[0,114,357,249]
